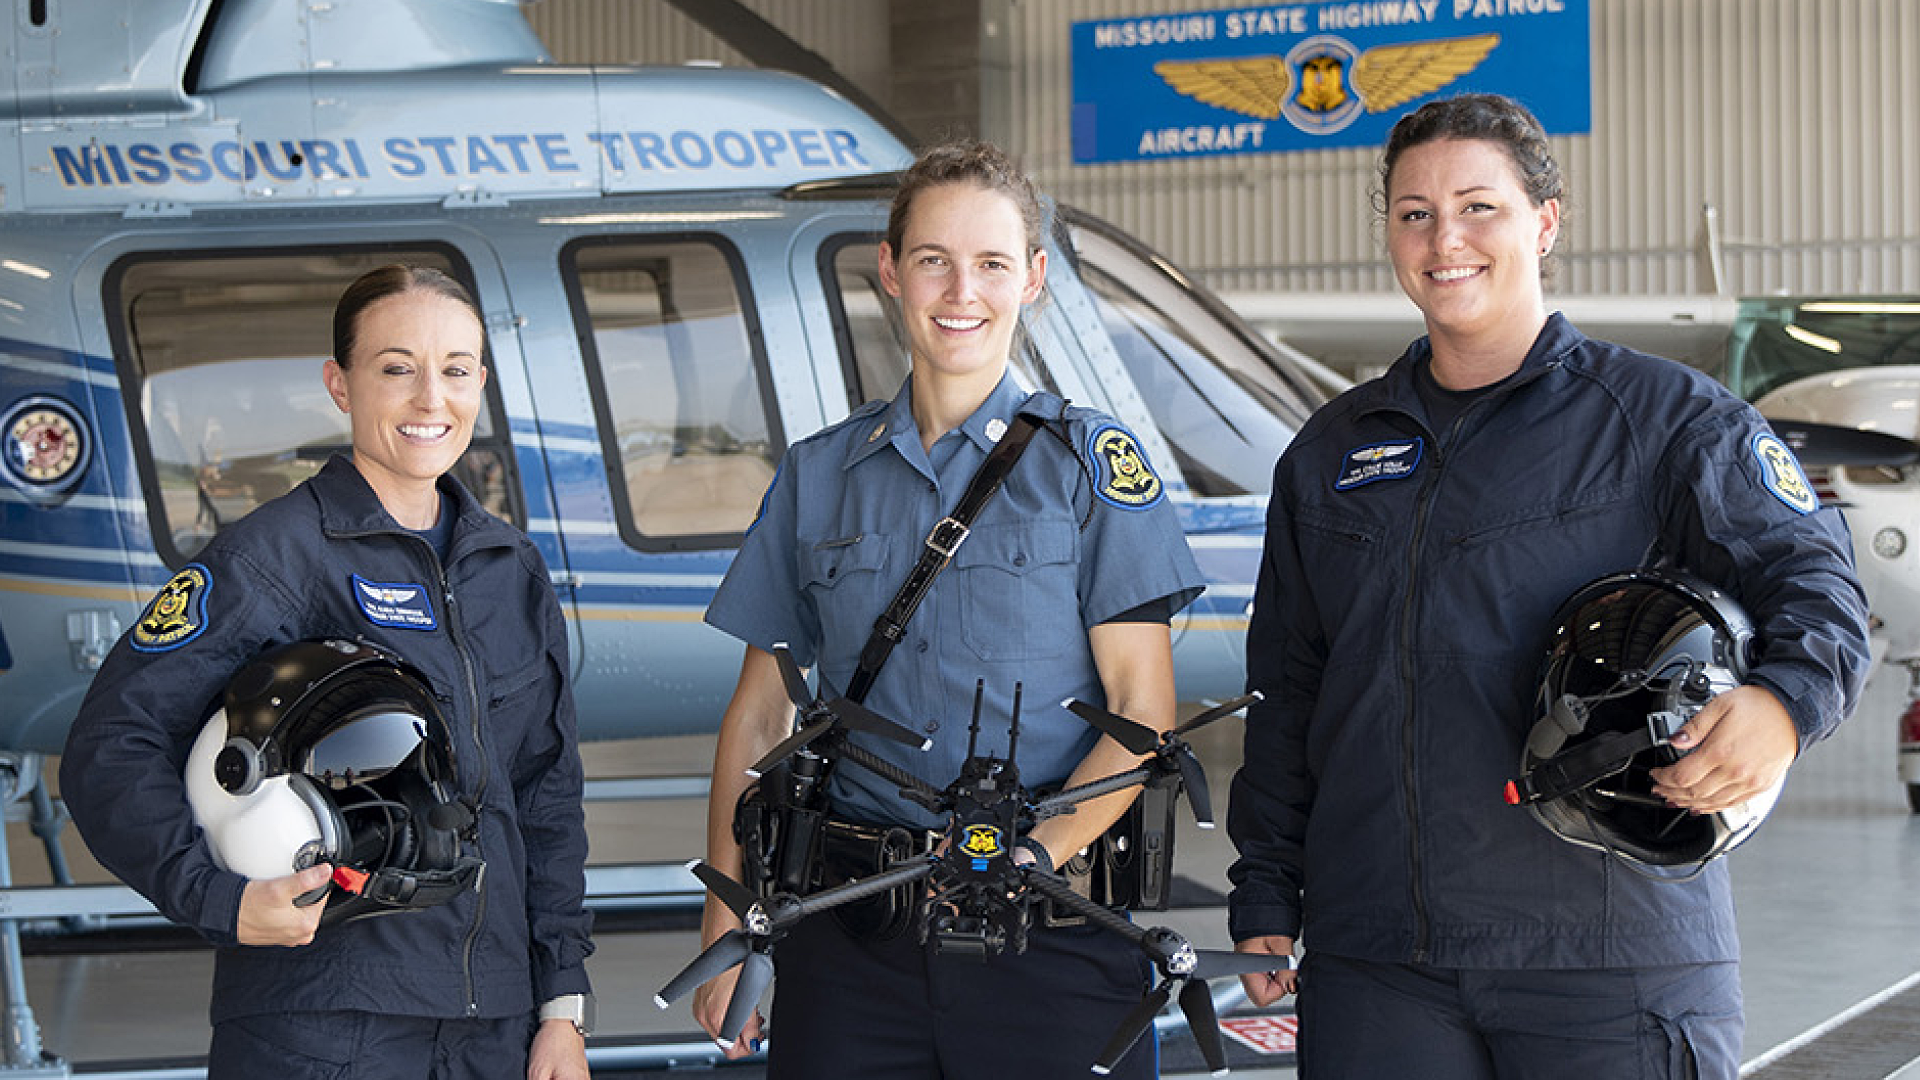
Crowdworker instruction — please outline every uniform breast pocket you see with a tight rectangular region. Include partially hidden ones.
[801,533,892,661]
[953,521,1079,662]
[1295,507,1387,576]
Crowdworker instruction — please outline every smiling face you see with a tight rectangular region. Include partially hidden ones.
[322,288,487,524]
[1386,137,1560,353]
[878,180,1047,394]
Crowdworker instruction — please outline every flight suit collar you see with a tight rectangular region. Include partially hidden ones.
[310,454,512,559]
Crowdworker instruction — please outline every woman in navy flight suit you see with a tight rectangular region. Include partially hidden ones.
[691,140,1206,1077]
[62,265,593,1080]
[1227,95,1869,1079]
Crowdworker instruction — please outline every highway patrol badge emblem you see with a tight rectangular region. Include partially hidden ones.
[1751,431,1818,514]
[1089,424,1164,509]
[131,564,211,652]
[961,825,1004,864]
[1334,438,1423,490]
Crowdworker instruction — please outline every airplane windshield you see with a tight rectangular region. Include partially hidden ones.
[1723,297,1920,402]
[1065,210,1323,498]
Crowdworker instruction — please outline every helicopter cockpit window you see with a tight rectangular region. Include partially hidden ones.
[566,238,780,550]
[1065,211,1323,499]
[823,237,1054,408]
[108,250,520,565]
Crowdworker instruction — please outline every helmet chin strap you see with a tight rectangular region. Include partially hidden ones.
[1505,704,1686,806]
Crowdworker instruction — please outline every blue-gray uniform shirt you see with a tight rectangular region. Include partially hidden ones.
[706,373,1205,828]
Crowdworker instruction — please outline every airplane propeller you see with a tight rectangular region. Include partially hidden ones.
[1091,926,1288,1077]
[1769,417,1920,467]
[746,643,930,778]
[1063,691,1262,828]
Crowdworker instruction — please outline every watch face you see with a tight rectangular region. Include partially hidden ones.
[3,399,88,490]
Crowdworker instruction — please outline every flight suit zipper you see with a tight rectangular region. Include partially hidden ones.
[429,543,491,1020]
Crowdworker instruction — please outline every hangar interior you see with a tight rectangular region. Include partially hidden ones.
[8,2,1918,1078]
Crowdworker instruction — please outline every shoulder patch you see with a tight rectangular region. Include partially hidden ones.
[352,574,439,630]
[132,564,212,652]
[1087,424,1164,509]
[1334,438,1424,491]
[1751,431,1818,514]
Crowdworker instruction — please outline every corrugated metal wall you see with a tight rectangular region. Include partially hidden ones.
[528,0,1919,299]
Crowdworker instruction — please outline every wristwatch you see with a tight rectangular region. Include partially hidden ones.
[539,993,595,1037]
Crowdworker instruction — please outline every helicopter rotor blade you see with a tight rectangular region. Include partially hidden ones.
[720,948,776,1047]
[1175,748,1214,828]
[1174,691,1263,738]
[1064,698,1160,756]
[1091,981,1172,1076]
[653,928,751,1008]
[1177,977,1229,1076]
[686,860,760,921]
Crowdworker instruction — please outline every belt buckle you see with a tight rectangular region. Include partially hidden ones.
[926,516,969,559]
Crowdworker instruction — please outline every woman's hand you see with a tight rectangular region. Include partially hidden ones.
[527,1018,589,1080]
[235,864,332,946]
[1235,935,1299,1006]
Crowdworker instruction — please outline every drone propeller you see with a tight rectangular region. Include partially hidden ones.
[654,861,784,1045]
[1092,925,1289,1076]
[656,855,939,1046]
[748,644,930,778]
[1063,692,1261,828]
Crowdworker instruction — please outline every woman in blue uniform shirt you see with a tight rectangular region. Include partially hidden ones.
[61,265,593,1080]
[692,140,1205,1078]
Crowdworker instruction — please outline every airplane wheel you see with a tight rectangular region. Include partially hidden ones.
[1908,783,1920,815]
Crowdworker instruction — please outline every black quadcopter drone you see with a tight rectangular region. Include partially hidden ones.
[654,645,1284,1076]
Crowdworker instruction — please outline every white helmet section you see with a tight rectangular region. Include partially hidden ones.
[186,711,338,882]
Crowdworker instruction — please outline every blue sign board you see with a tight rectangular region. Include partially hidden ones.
[1071,0,1590,164]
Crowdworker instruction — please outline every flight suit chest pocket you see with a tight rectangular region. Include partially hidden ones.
[952,521,1078,662]
[801,533,891,653]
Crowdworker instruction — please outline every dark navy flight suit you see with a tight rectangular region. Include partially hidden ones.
[706,372,1205,1078]
[62,455,592,1079]
[1228,314,1871,1080]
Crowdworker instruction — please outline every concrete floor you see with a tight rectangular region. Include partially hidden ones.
[11,664,1920,1078]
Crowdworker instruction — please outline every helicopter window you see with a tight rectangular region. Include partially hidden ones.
[107,249,521,565]
[566,237,779,550]
[1065,212,1322,499]
[822,237,1054,408]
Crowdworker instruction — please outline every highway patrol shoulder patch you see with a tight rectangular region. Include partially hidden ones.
[131,564,211,652]
[352,574,438,630]
[1087,423,1164,509]
[1334,438,1424,491]
[1750,431,1818,514]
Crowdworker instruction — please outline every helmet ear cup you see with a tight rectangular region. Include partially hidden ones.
[215,739,264,795]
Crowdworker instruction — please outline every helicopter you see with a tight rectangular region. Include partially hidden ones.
[0,0,1328,1071]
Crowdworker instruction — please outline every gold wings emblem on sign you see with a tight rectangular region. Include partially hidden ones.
[1351,33,1501,113]
[1151,56,1291,120]
[1153,33,1501,120]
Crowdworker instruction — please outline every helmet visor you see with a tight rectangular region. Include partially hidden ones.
[302,706,429,783]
